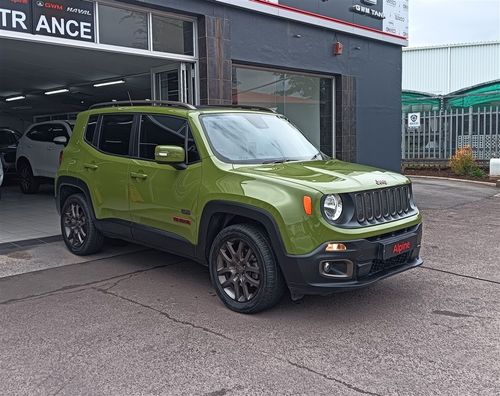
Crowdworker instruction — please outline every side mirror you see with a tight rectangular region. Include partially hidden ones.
[53,136,67,145]
[155,145,186,170]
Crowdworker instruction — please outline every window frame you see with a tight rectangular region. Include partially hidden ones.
[94,113,138,158]
[132,113,201,166]
[83,115,101,148]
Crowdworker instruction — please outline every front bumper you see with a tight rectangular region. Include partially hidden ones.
[281,223,423,297]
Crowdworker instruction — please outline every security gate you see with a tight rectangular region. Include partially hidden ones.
[402,106,500,160]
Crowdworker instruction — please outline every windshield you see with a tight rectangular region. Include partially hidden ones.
[0,130,17,145]
[200,113,322,164]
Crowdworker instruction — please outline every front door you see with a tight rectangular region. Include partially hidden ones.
[129,113,201,245]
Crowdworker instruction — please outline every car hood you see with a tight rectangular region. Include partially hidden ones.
[231,160,410,194]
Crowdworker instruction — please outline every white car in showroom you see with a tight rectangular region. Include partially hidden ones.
[16,121,73,194]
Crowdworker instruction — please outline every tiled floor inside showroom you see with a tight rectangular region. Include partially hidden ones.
[0,183,60,245]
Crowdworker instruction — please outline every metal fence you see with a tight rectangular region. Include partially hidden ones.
[402,106,500,160]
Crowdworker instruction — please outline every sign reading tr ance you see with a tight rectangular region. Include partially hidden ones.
[0,0,94,42]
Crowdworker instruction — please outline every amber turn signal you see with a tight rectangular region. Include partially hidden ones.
[325,243,347,252]
[303,195,312,215]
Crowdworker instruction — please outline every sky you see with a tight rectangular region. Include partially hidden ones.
[408,0,500,47]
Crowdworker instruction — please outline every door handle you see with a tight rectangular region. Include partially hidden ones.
[47,146,55,151]
[130,172,148,180]
[83,163,98,170]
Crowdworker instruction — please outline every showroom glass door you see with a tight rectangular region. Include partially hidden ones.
[152,63,195,104]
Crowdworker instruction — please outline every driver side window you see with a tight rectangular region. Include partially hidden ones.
[138,114,200,164]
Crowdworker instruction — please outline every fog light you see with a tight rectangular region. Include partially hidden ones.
[320,260,353,278]
[326,243,347,252]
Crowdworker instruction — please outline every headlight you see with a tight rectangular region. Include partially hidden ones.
[323,194,343,222]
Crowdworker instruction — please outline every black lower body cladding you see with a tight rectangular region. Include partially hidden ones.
[282,223,423,298]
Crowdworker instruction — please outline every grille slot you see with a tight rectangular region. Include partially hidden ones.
[370,252,411,275]
[353,185,413,226]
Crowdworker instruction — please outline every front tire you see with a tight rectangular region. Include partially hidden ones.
[209,224,286,314]
[61,193,104,255]
[18,162,39,194]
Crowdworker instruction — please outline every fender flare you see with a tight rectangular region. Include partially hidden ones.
[196,200,289,265]
[55,176,95,218]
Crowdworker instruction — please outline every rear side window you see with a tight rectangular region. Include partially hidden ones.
[98,114,134,156]
[85,115,99,144]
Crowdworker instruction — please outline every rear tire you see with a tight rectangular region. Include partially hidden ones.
[61,193,104,255]
[18,162,39,194]
[209,224,286,314]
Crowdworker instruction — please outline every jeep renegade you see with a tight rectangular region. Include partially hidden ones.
[56,101,423,313]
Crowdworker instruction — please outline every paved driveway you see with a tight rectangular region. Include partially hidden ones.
[0,178,499,395]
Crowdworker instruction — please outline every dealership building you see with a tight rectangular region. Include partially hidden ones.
[0,0,409,171]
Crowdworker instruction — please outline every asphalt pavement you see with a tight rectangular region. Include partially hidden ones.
[0,177,499,395]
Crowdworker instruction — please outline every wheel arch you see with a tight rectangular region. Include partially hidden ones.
[197,201,289,268]
[56,176,96,219]
[16,156,31,171]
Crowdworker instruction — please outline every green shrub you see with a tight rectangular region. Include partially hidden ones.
[450,147,476,176]
[469,168,486,178]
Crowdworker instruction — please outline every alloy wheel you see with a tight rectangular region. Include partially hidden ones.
[63,202,88,248]
[216,239,261,302]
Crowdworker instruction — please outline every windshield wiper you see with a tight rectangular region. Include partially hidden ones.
[262,158,295,164]
[310,152,322,160]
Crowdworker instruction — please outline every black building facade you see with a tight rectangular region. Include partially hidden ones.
[0,0,408,171]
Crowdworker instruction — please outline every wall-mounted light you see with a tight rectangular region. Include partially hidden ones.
[333,41,343,56]
[93,79,125,88]
[5,95,26,102]
[45,89,69,95]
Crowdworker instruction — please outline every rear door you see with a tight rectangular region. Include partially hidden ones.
[22,124,52,177]
[85,113,136,231]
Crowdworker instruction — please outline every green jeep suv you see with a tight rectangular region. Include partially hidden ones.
[56,101,423,313]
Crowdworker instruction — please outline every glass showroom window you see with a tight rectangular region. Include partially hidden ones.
[152,15,194,56]
[98,4,149,50]
[232,66,334,156]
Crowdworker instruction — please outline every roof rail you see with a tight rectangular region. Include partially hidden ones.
[89,100,196,110]
[200,104,277,113]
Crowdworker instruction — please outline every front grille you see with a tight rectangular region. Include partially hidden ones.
[353,185,414,225]
[369,252,411,275]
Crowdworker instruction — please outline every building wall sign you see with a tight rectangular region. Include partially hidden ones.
[214,0,408,45]
[351,4,385,20]
[382,0,408,38]
[0,0,94,41]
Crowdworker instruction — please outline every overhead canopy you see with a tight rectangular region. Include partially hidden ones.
[446,80,500,108]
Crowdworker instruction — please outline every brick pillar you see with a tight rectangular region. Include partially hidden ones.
[198,16,232,105]
[335,75,357,162]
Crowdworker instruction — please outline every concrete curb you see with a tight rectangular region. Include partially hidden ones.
[407,175,499,187]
